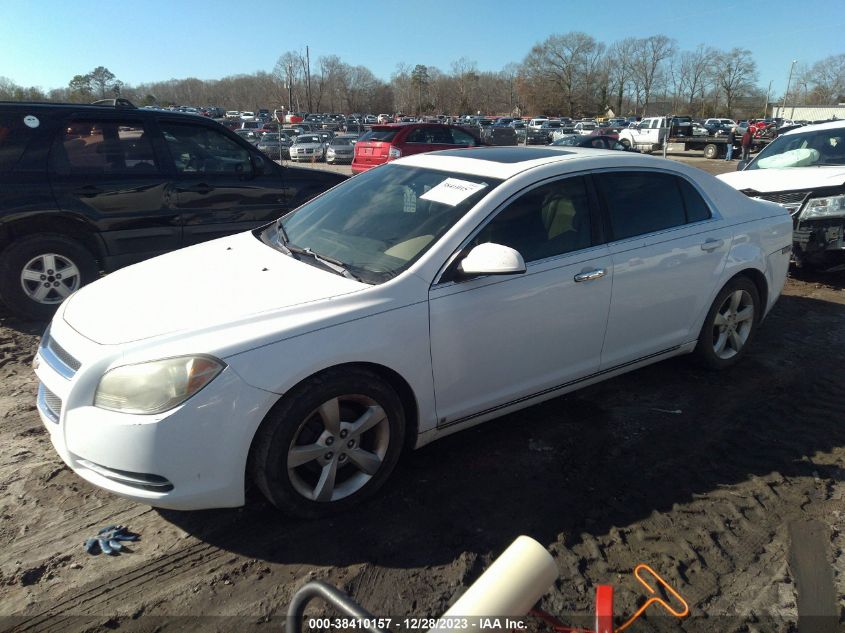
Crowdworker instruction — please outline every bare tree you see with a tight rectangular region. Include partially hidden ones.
[630,35,676,116]
[800,54,845,104]
[607,38,636,116]
[520,32,604,116]
[716,48,758,117]
[677,45,717,115]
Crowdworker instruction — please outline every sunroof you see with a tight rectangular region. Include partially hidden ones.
[431,147,573,163]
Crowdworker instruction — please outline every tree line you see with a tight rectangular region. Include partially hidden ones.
[1,33,843,119]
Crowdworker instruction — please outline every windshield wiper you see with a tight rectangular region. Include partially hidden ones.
[287,244,363,282]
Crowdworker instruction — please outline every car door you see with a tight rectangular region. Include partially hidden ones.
[48,115,179,269]
[593,170,732,369]
[157,119,290,246]
[428,175,613,427]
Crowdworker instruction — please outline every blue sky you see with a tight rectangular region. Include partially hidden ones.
[1,0,842,97]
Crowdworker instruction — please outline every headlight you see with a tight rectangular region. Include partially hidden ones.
[801,194,845,220]
[94,356,225,414]
[327,148,335,155]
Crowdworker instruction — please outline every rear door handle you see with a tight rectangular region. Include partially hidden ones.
[574,268,607,283]
[700,238,724,252]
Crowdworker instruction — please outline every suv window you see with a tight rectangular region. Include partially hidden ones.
[596,172,688,240]
[472,176,593,262]
[449,128,477,146]
[0,112,37,172]
[160,122,253,175]
[52,119,157,175]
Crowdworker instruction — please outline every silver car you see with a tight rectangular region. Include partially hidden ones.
[326,135,357,164]
[289,134,327,162]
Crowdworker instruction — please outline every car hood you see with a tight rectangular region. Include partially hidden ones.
[63,231,365,345]
[718,167,845,193]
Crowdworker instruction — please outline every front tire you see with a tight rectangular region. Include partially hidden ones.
[703,143,719,159]
[249,367,406,517]
[0,234,99,320]
[694,276,760,370]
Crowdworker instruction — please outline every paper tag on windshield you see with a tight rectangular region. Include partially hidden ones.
[419,178,486,206]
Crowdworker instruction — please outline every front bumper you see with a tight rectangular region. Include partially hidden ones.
[794,219,845,254]
[34,320,278,510]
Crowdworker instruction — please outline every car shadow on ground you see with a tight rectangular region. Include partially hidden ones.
[159,289,845,571]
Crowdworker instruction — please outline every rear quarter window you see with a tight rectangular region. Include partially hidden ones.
[0,112,37,172]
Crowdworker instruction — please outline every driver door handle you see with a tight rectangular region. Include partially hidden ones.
[574,268,607,283]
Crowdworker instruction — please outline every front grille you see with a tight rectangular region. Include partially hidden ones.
[741,189,809,217]
[754,191,808,205]
[40,329,81,379]
[47,336,81,371]
[37,383,62,423]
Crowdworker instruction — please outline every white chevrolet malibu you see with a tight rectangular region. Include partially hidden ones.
[33,147,792,516]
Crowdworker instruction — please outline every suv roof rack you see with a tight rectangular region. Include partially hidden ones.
[91,98,136,109]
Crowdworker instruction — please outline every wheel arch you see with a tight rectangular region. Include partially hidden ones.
[0,214,105,266]
[732,267,768,320]
[246,361,420,466]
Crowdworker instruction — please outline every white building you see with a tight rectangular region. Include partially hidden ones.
[771,105,845,121]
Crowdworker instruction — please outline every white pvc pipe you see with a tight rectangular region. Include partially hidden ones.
[430,536,558,632]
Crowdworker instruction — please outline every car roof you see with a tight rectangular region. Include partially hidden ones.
[781,119,845,136]
[397,146,668,179]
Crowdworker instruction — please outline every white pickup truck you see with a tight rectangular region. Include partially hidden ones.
[618,116,737,159]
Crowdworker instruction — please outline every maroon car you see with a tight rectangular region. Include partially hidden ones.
[351,123,483,174]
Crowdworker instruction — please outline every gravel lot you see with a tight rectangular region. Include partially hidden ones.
[1,154,844,633]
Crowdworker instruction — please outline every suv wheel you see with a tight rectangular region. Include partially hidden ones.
[0,234,99,320]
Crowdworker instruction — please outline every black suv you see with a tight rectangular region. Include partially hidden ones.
[0,100,345,319]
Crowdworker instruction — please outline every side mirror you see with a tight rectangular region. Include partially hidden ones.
[457,243,526,278]
[251,154,267,176]
[735,160,747,171]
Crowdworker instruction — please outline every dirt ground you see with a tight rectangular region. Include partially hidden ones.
[1,156,844,633]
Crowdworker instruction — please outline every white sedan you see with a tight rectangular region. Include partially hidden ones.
[34,147,792,516]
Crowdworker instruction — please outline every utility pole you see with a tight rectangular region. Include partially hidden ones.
[763,80,772,118]
[287,62,293,115]
[779,60,797,120]
[305,46,312,113]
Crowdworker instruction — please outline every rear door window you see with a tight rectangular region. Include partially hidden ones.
[51,119,158,175]
[595,172,687,240]
[0,112,40,172]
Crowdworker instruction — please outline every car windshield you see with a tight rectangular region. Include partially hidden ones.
[746,127,845,170]
[296,135,321,144]
[271,164,501,284]
[331,138,353,146]
[261,134,279,142]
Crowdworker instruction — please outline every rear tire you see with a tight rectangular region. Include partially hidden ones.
[693,276,760,370]
[703,143,719,159]
[0,234,99,321]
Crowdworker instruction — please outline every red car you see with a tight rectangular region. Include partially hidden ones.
[351,123,483,174]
